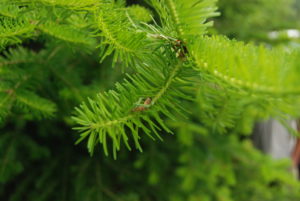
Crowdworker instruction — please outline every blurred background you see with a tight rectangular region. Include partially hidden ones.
[215,0,300,44]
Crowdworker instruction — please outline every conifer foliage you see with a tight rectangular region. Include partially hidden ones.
[1,0,300,200]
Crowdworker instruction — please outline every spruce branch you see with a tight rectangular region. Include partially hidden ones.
[96,2,151,66]
[0,46,37,67]
[11,0,100,11]
[15,90,57,118]
[38,22,96,47]
[0,47,60,121]
[155,0,219,40]
[72,0,300,157]
[0,16,35,48]
[191,35,300,96]
[0,133,17,183]
[72,0,220,156]
[165,0,183,36]
[0,4,22,18]
[72,57,191,157]
[151,61,182,105]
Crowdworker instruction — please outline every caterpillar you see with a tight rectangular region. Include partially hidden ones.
[132,97,152,112]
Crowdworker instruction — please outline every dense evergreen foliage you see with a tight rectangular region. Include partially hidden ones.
[1,0,300,200]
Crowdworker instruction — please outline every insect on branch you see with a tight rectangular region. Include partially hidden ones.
[132,97,152,112]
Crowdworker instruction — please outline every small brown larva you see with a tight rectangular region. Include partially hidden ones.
[132,97,152,112]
